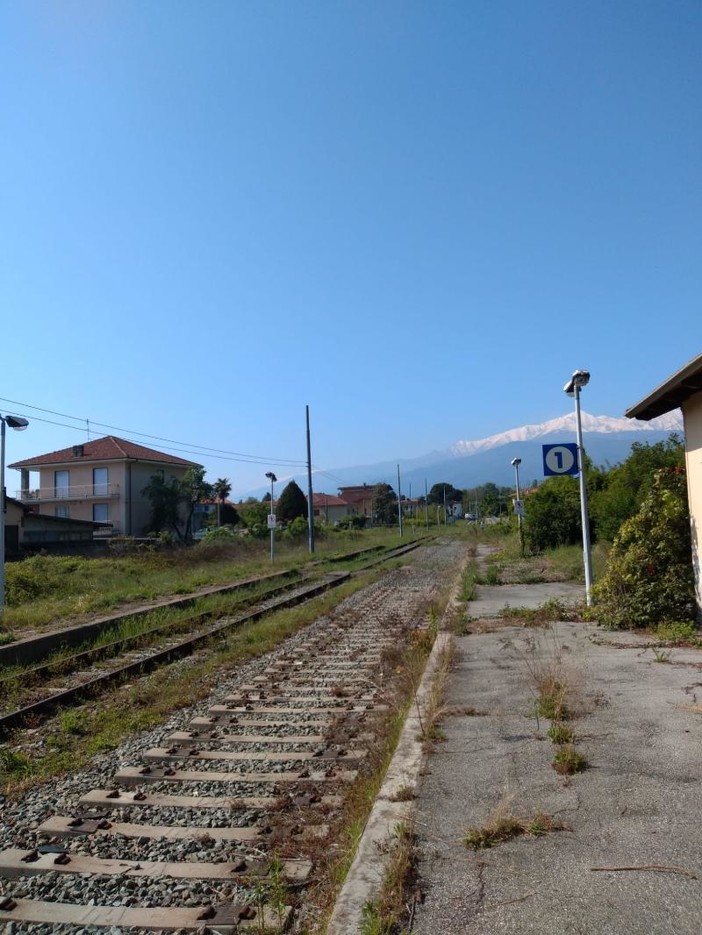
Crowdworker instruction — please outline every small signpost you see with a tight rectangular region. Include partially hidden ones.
[267,513,277,529]
[542,443,579,477]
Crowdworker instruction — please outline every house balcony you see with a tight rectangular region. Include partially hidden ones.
[16,484,121,503]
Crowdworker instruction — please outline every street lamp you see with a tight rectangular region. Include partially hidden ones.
[265,471,277,561]
[511,457,524,554]
[563,369,593,606]
[1,414,29,615]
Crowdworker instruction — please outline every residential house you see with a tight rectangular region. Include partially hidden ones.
[337,484,376,519]
[311,493,350,525]
[9,436,201,537]
[625,352,702,619]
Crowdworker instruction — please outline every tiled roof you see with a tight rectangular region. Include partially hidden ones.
[313,493,348,507]
[9,436,200,469]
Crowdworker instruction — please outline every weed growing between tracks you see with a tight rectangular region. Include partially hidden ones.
[0,573,381,798]
[300,604,444,934]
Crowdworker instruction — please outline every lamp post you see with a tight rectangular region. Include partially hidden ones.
[1,414,29,615]
[264,471,277,562]
[563,369,593,606]
[511,456,524,555]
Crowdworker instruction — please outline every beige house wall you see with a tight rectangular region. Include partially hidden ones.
[29,461,191,536]
[313,504,349,524]
[682,391,702,614]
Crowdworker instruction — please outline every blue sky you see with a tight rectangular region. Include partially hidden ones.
[2,1,700,496]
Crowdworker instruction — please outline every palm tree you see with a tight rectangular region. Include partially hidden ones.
[212,478,232,527]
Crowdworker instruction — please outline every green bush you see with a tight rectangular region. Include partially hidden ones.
[593,468,696,629]
[336,515,367,530]
[284,515,309,538]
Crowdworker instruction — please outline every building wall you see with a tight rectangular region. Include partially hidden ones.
[31,461,191,536]
[683,391,702,616]
[34,461,128,532]
[313,504,349,524]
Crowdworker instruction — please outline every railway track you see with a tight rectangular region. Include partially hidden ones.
[0,538,461,933]
[0,540,426,736]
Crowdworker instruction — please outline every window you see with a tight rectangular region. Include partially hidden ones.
[93,503,109,523]
[55,505,70,519]
[93,467,108,497]
[55,470,70,498]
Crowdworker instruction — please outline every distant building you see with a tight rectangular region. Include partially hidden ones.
[3,497,109,557]
[626,352,702,619]
[337,484,375,519]
[9,436,201,537]
[311,493,350,525]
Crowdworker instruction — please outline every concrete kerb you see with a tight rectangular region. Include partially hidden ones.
[325,579,463,934]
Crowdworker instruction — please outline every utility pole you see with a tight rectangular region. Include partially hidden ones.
[397,464,403,537]
[306,405,314,554]
[424,479,429,529]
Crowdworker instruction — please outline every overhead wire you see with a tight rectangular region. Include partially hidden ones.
[0,396,307,468]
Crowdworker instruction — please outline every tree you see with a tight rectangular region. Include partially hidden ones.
[142,466,212,542]
[427,483,462,505]
[142,474,183,538]
[593,468,695,629]
[212,478,232,527]
[219,503,240,526]
[523,475,582,552]
[240,500,270,536]
[276,480,308,523]
[180,467,214,542]
[590,435,684,541]
[373,483,398,525]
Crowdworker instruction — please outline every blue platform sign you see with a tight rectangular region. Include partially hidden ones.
[542,443,579,476]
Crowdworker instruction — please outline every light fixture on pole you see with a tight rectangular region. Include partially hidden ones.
[511,456,524,555]
[563,369,593,606]
[1,414,29,615]
[264,472,277,561]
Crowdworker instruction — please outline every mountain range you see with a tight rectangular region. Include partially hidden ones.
[307,410,684,496]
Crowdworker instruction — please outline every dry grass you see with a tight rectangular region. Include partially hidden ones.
[464,794,569,850]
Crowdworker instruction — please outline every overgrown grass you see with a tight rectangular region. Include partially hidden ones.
[0,580,313,714]
[0,572,382,797]
[655,621,701,645]
[464,796,568,850]
[552,744,588,775]
[1,529,412,634]
[501,598,584,628]
[360,821,417,935]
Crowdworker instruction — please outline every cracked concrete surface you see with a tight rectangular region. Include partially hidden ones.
[412,587,702,934]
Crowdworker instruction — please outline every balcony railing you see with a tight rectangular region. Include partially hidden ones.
[16,484,120,502]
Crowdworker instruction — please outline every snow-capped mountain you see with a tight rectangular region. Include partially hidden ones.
[248,411,684,497]
[451,411,683,457]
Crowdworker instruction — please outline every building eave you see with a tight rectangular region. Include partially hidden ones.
[625,352,702,421]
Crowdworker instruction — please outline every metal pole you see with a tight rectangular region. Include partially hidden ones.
[513,459,524,557]
[397,464,403,537]
[306,405,315,554]
[424,480,429,529]
[270,476,275,561]
[573,384,593,605]
[0,419,6,616]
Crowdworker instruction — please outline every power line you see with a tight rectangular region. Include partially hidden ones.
[0,396,307,468]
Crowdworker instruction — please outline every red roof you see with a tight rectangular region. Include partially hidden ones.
[313,493,348,507]
[9,435,200,470]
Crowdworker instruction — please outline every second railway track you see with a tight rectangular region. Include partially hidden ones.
[0,540,426,736]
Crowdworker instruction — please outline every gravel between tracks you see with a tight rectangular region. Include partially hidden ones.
[0,538,467,934]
